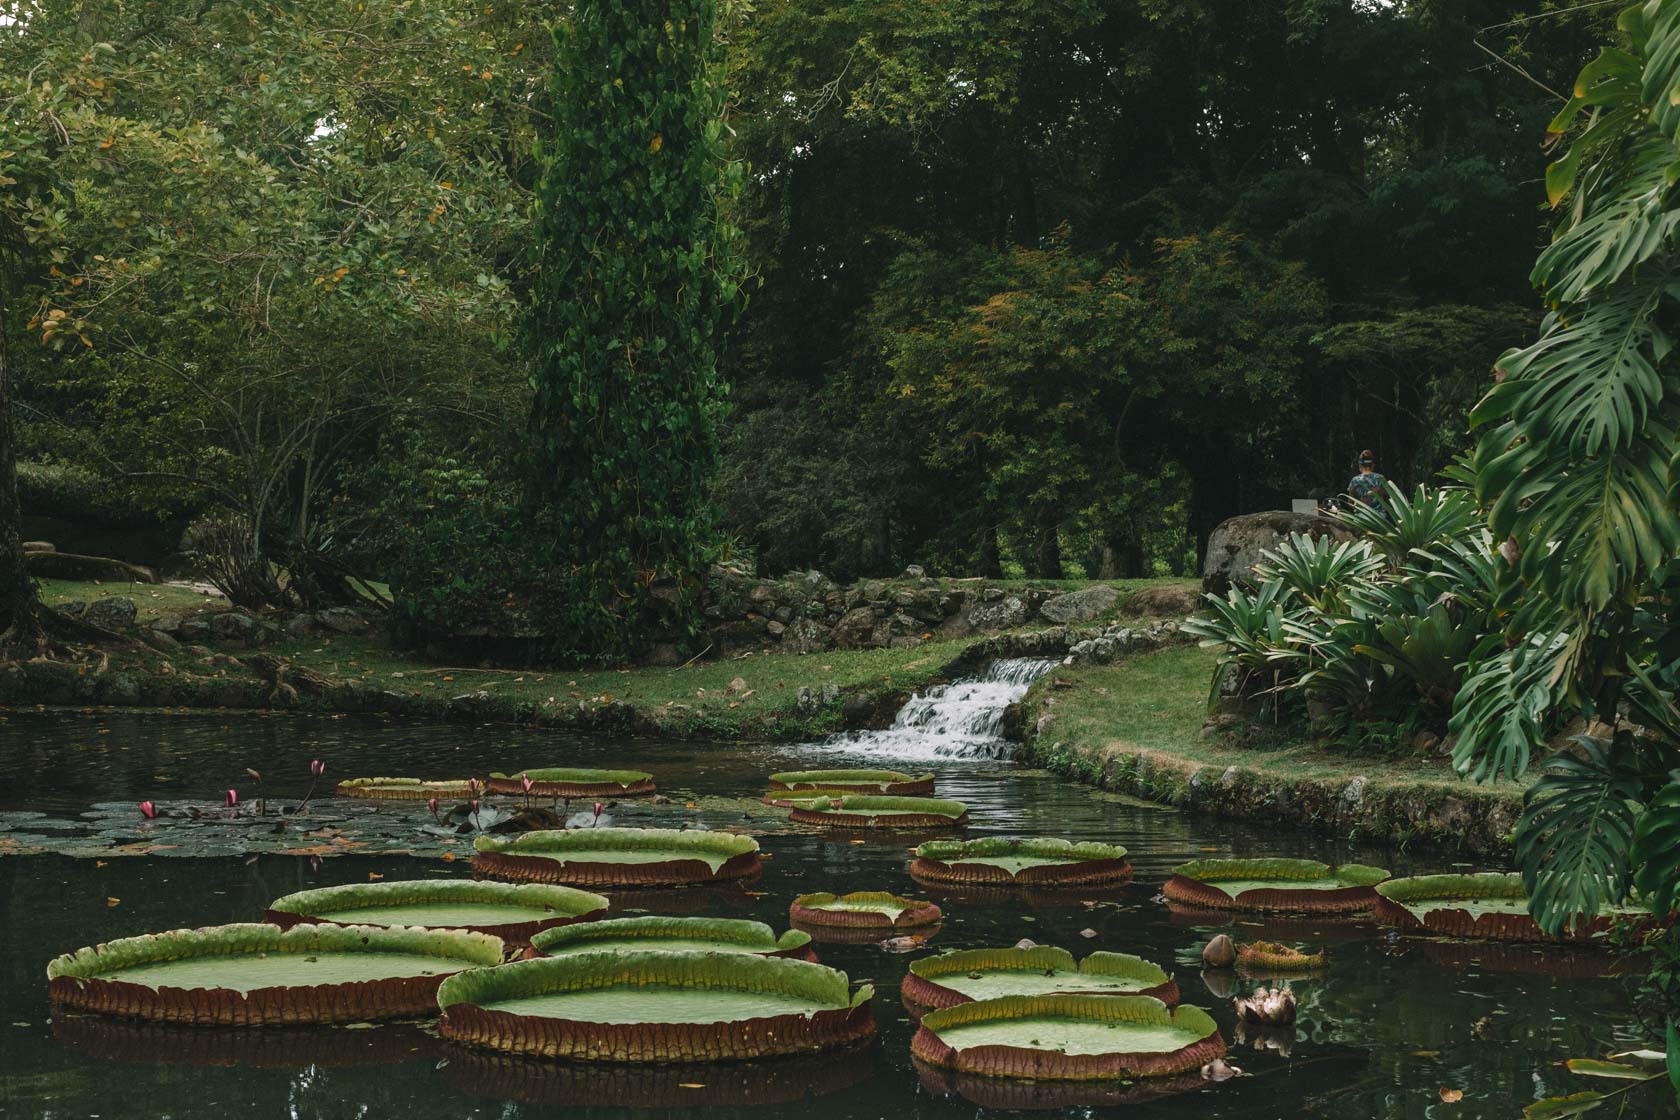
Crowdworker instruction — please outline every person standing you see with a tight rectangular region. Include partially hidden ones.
[1347,449,1387,508]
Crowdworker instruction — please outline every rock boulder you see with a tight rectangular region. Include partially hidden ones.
[1201,511,1353,596]
[1038,585,1121,623]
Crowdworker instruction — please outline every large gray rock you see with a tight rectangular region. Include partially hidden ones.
[834,607,880,648]
[314,607,370,635]
[1201,511,1354,596]
[966,595,1027,631]
[1039,585,1121,624]
[781,617,833,654]
[83,596,138,631]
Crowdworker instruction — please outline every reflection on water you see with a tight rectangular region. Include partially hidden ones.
[0,708,1668,1118]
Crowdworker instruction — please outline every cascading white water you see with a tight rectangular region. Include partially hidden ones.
[815,657,1057,761]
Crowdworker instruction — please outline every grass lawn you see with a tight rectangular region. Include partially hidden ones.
[1033,644,1533,794]
[267,633,977,732]
[35,578,224,620]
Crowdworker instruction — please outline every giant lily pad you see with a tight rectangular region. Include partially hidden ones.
[910,837,1132,887]
[910,994,1223,1081]
[487,768,656,798]
[902,947,1178,1011]
[265,879,609,943]
[768,769,935,796]
[789,891,942,935]
[471,827,761,887]
[531,916,814,961]
[1372,872,1652,943]
[437,950,876,1062]
[788,795,969,830]
[336,777,475,801]
[1163,858,1388,914]
[47,923,503,1026]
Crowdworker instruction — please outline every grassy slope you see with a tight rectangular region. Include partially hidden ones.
[36,578,221,618]
[1032,644,1531,795]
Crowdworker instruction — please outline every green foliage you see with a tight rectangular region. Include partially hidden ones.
[1513,737,1643,934]
[524,0,742,656]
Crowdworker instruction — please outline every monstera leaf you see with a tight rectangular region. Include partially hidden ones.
[1514,739,1642,936]
[1632,773,1680,916]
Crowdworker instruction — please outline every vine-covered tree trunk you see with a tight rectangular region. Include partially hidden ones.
[0,284,41,644]
[526,0,739,658]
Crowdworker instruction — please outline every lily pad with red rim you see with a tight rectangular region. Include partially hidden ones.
[47,923,503,1026]
[910,837,1132,888]
[471,827,761,887]
[530,916,815,961]
[486,768,656,798]
[336,777,476,800]
[788,795,969,830]
[1163,858,1388,914]
[437,950,876,1062]
[902,946,1178,1011]
[264,879,609,944]
[767,769,935,796]
[910,993,1223,1081]
[789,891,942,934]
[1372,872,1655,943]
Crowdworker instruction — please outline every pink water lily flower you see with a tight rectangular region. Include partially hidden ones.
[520,773,534,793]
[139,801,157,820]
[224,789,239,808]
[467,777,482,795]
[310,759,326,777]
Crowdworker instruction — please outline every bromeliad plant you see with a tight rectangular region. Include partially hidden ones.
[1185,483,1505,732]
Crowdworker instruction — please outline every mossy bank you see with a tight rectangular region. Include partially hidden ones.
[1018,645,1527,855]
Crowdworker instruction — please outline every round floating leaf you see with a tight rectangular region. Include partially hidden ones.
[47,922,503,1026]
[487,768,656,797]
[1372,872,1654,943]
[911,837,1132,887]
[1163,858,1388,914]
[472,827,761,887]
[903,946,1177,1010]
[438,949,876,1062]
[531,916,813,959]
[789,795,969,830]
[768,769,935,796]
[336,777,476,801]
[790,891,942,931]
[266,879,609,943]
[911,993,1223,1081]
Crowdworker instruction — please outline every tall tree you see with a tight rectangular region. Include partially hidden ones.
[527,0,741,654]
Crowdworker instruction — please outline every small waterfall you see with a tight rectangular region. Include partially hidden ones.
[816,657,1057,761]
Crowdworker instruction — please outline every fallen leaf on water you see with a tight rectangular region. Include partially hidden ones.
[368,872,384,881]
[849,839,867,845]
[678,1083,705,1089]
[878,936,925,953]
[1199,847,1219,852]
[95,860,107,868]
[1439,1088,1463,1103]
[106,897,120,907]
[441,851,456,862]
[1412,1050,1440,1058]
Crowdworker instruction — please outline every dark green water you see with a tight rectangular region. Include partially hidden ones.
[0,709,1670,1118]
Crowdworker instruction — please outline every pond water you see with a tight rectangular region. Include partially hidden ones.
[0,684,1669,1118]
